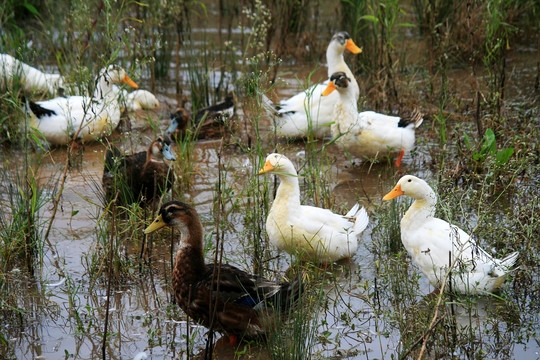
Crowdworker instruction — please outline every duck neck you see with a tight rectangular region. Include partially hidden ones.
[173,217,206,287]
[274,171,301,209]
[93,76,117,101]
[327,47,346,77]
[332,89,359,135]
[145,147,161,163]
[403,189,437,224]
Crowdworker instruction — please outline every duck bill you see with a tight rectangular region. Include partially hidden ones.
[166,119,178,134]
[322,81,337,96]
[258,160,274,175]
[144,214,167,234]
[346,39,362,54]
[122,74,139,89]
[382,184,404,201]
[162,143,177,161]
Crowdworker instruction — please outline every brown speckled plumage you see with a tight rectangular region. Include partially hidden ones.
[167,95,235,140]
[102,135,176,206]
[145,201,302,339]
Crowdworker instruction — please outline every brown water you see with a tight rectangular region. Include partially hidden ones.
[2,2,539,360]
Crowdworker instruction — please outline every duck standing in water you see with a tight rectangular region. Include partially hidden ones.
[144,201,303,343]
[268,32,362,139]
[383,175,518,294]
[166,94,235,140]
[259,153,369,263]
[102,134,176,206]
[322,72,423,166]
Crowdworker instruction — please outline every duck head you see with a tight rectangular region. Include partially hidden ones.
[148,134,176,162]
[322,71,350,96]
[382,175,434,201]
[166,108,191,135]
[98,65,139,89]
[144,200,196,235]
[328,32,362,55]
[258,153,298,177]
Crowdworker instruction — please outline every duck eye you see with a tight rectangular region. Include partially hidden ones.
[408,179,412,182]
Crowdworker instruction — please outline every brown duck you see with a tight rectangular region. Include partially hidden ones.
[102,134,176,206]
[166,95,235,140]
[144,201,303,343]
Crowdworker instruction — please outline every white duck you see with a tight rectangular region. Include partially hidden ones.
[383,175,518,294]
[322,72,423,166]
[112,86,160,112]
[25,65,138,145]
[259,153,369,263]
[271,32,362,139]
[1,53,64,95]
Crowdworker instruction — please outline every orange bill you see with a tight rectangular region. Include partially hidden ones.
[382,184,404,201]
[258,160,274,175]
[346,39,362,54]
[322,81,337,96]
[122,74,139,89]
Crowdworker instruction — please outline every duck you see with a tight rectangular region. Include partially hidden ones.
[259,153,369,263]
[24,65,138,145]
[112,86,160,112]
[144,200,303,342]
[382,175,519,294]
[102,134,176,206]
[1,53,65,95]
[166,94,235,140]
[268,32,362,139]
[322,71,423,166]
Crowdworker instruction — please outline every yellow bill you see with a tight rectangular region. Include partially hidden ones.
[144,214,167,234]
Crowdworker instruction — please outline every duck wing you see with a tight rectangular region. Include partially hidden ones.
[25,97,57,118]
[201,264,301,312]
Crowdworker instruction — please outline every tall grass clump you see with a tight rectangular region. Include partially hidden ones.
[0,118,52,357]
[266,275,321,360]
[0,126,51,274]
[341,0,414,110]
[481,0,518,119]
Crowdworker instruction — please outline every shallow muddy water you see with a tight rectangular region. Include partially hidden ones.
[1,1,539,360]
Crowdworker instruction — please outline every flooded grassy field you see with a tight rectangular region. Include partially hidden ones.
[0,0,539,359]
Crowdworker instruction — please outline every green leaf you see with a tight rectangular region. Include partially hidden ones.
[464,133,471,150]
[126,17,143,23]
[398,23,416,28]
[480,128,496,155]
[361,15,379,23]
[23,2,40,17]
[495,147,513,166]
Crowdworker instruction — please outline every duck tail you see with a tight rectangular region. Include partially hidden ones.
[259,92,281,116]
[490,251,519,278]
[276,275,304,313]
[193,93,236,124]
[104,146,123,173]
[346,204,369,236]
[21,96,57,118]
[398,107,423,129]
[500,251,519,270]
